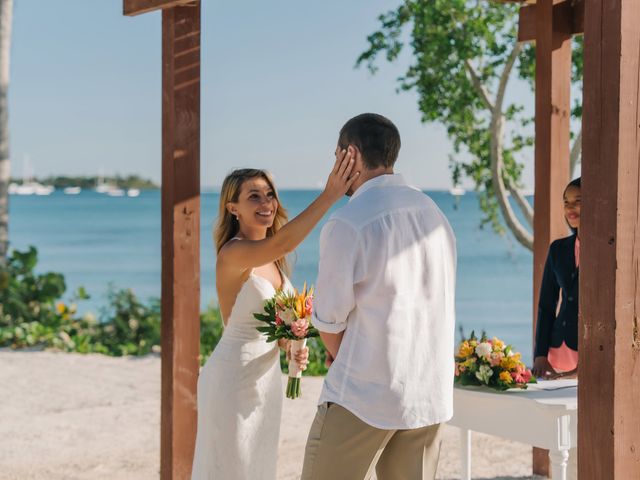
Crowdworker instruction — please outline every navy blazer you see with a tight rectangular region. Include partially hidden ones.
[534,234,579,358]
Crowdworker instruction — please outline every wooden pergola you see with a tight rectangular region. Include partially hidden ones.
[123,0,639,478]
[512,0,639,477]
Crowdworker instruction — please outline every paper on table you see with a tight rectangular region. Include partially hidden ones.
[532,378,578,391]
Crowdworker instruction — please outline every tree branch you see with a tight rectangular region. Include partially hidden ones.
[463,59,495,112]
[489,41,533,251]
[569,128,582,177]
[0,0,13,264]
[507,181,534,229]
[496,42,523,113]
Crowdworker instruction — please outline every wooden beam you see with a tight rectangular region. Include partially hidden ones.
[518,0,585,42]
[124,0,195,17]
[532,0,572,475]
[579,0,640,477]
[161,4,201,480]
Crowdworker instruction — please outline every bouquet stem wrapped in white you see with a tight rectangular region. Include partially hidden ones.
[254,283,318,399]
[286,338,307,398]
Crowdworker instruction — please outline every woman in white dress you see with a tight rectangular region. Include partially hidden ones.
[191,149,359,480]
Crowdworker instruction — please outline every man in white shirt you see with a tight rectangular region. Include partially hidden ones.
[301,113,457,480]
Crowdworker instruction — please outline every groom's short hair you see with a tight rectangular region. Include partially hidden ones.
[338,113,401,170]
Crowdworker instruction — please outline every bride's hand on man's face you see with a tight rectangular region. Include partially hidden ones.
[323,147,360,202]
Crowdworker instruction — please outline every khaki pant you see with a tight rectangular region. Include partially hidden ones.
[301,403,442,480]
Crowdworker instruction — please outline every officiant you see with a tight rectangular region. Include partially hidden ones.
[532,177,581,379]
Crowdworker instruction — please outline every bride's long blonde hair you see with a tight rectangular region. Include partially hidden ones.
[214,169,290,275]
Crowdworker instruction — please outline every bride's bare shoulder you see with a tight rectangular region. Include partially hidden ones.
[217,237,244,264]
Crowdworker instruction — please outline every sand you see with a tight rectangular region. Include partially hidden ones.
[0,351,539,480]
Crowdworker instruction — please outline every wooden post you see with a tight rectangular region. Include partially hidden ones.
[580,0,640,477]
[532,0,572,475]
[161,4,201,479]
[124,2,201,478]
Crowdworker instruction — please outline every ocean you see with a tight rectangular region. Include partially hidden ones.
[9,189,535,363]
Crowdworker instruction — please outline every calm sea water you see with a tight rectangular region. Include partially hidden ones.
[9,190,535,362]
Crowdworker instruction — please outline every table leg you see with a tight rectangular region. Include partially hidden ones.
[460,428,471,480]
[549,448,569,480]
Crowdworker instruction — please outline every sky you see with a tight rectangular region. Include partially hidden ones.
[9,0,538,190]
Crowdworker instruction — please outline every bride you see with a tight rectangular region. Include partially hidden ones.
[191,149,358,479]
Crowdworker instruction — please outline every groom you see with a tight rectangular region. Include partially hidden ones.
[301,113,457,480]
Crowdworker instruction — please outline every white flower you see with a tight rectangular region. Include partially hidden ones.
[475,342,493,359]
[475,364,494,384]
[280,309,296,326]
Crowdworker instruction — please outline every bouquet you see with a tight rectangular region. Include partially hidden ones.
[254,283,318,398]
[454,331,536,391]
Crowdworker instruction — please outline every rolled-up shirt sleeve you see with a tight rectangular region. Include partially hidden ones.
[313,218,360,334]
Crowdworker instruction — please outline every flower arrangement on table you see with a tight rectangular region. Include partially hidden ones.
[454,331,536,391]
[254,283,318,399]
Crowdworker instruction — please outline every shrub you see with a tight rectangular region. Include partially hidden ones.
[0,247,328,376]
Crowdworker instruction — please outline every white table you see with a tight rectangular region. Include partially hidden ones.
[447,379,578,480]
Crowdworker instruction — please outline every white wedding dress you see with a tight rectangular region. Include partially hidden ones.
[191,268,291,480]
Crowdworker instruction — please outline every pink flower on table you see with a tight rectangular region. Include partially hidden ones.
[511,364,532,384]
[291,318,309,338]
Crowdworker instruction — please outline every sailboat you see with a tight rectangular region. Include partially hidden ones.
[95,168,119,194]
[449,186,466,196]
[12,155,54,196]
[63,186,82,195]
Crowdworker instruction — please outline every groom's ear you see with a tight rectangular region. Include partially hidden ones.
[348,145,363,166]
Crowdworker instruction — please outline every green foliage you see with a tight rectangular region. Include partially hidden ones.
[358,0,583,236]
[0,247,329,376]
[199,305,224,364]
[94,288,161,356]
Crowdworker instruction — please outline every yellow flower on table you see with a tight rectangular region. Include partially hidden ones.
[499,371,513,384]
[492,337,505,351]
[458,341,474,358]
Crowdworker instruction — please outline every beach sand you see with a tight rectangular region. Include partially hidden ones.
[1,351,538,480]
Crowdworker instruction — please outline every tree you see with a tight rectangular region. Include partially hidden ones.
[0,0,12,265]
[357,0,583,251]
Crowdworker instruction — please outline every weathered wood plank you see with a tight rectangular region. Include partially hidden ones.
[124,0,195,17]
[518,0,584,42]
[532,0,572,475]
[580,0,640,477]
[161,4,201,480]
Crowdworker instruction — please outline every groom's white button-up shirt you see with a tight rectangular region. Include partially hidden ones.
[313,173,457,430]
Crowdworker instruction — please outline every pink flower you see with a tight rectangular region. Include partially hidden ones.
[291,318,309,338]
[305,297,313,316]
[275,314,283,326]
[511,365,531,384]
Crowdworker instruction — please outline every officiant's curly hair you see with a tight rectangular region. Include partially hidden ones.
[214,169,290,275]
[338,113,401,170]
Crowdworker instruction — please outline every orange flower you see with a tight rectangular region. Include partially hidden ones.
[458,341,475,358]
[499,371,513,384]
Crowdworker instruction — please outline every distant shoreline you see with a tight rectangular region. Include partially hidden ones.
[10,175,158,190]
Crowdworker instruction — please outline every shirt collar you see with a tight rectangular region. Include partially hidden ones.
[349,173,408,202]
